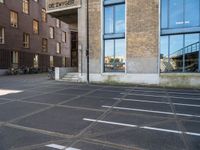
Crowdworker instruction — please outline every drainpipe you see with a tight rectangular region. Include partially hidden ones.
[86,0,90,83]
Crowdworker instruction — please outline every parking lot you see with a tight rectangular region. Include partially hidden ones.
[0,74,200,150]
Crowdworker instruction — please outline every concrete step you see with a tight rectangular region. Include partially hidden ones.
[61,73,81,82]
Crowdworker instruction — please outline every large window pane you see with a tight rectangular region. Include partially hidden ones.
[169,35,184,72]
[169,0,184,28]
[115,39,125,72]
[104,7,114,34]
[104,39,125,72]
[185,0,200,28]
[161,0,168,29]
[184,34,199,72]
[104,40,114,72]
[160,36,169,72]
[115,4,125,33]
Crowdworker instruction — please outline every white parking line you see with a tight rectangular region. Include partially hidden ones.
[83,118,200,137]
[102,106,200,118]
[113,98,200,108]
[46,144,80,150]
[120,92,200,100]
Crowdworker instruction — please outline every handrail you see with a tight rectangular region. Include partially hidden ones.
[170,42,199,58]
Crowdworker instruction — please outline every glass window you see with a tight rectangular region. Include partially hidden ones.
[23,33,30,48]
[33,20,39,34]
[185,0,200,27]
[104,39,125,72]
[42,38,48,52]
[104,2,126,73]
[62,57,66,67]
[33,54,39,68]
[115,39,125,72]
[0,0,4,3]
[23,0,29,14]
[169,35,184,72]
[42,9,47,22]
[49,27,54,39]
[160,36,169,72]
[161,0,168,29]
[56,42,61,54]
[56,19,60,28]
[0,27,5,44]
[12,51,19,64]
[104,7,114,34]
[50,56,54,67]
[62,31,66,43]
[184,34,199,72]
[10,11,18,28]
[169,0,184,28]
[115,4,125,33]
[104,40,114,72]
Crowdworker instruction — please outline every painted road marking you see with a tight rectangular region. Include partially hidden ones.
[102,106,200,118]
[46,144,66,149]
[46,144,80,150]
[83,118,200,137]
[114,98,200,108]
[120,92,200,100]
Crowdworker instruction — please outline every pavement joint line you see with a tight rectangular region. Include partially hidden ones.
[9,86,105,124]
[0,100,14,105]
[120,92,200,100]
[83,118,200,137]
[102,105,200,118]
[164,89,190,150]
[0,84,73,102]
[80,139,134,150]
[83,137,144,150]
[10,139,70,150]
[2,122,74,139]
[113,97,200,108]
[131,89,200,96]
[64,87,136,149]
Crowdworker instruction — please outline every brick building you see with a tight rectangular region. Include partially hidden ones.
[45,0,200,86]
[0,0,74,73]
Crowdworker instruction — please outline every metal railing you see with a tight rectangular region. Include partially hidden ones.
[170,42,199,58]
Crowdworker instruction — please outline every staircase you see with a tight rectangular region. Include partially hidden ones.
[61,73,81,82]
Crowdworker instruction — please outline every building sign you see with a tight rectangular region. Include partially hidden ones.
[46,0,81,12]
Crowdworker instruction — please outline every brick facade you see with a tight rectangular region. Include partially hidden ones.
[0,0,71,70]
[88,0,159,74]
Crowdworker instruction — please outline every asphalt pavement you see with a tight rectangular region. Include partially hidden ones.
[0,74,199,150]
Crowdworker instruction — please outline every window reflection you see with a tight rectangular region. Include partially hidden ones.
[161,0,168,29]
[161,0,200,29]
[160,34,200,73]
[160,36,169,72]
[115,5,125,33]
[169,0,184,28]
[104,7,114,34]
[169,35,184,72]
[104,39,125,72]
[185,34,199,72]
[185,0,200,27]
[104,1,125,73]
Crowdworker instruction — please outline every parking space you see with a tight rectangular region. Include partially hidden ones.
[0,74,199,150]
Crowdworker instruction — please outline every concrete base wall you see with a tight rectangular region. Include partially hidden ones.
[160,73,200,88]
[80,73,159,85]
